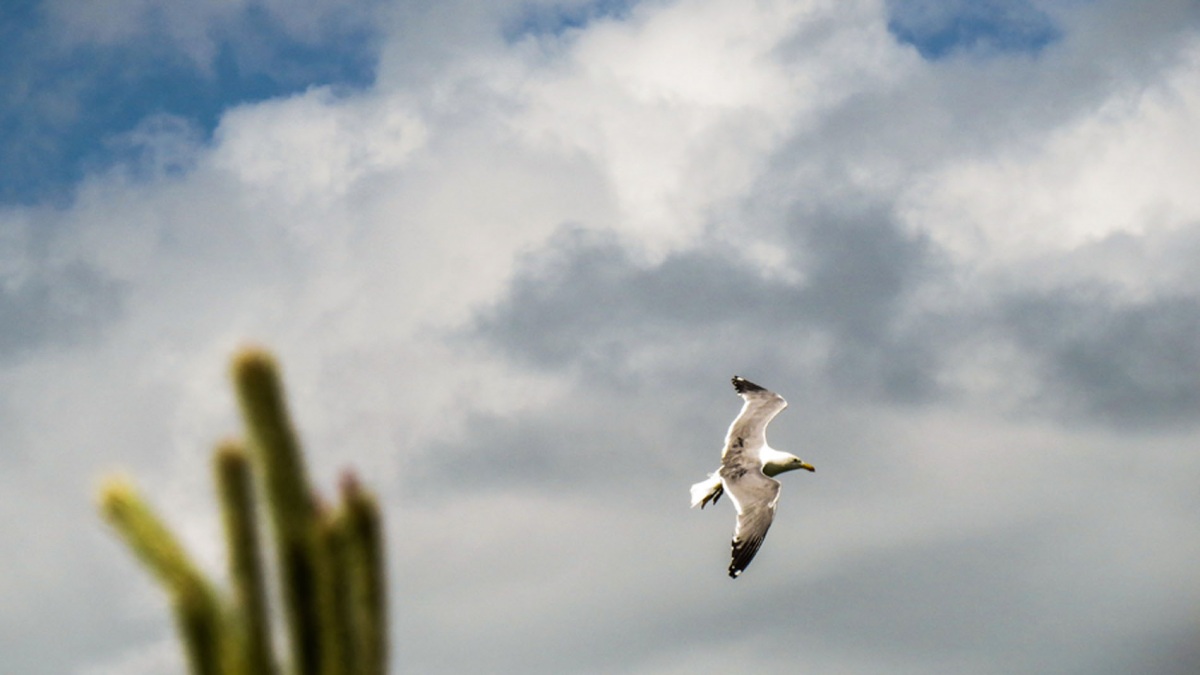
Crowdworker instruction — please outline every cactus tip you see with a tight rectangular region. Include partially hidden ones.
[97,474,136,511]
[231,344,277,377]
[340,470,361,498]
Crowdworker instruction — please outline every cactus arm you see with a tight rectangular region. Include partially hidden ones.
[231,347,326,675]
[215,441,277,675]
[98,479,227,675]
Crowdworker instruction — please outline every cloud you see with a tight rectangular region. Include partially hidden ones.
[471,205,947,404]
[899,36,1200,271]
[999,287,1200,428]
[2,1,1200,674]
[0,259,124,362]
[0,208,126,362]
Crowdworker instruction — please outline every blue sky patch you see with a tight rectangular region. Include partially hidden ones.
[886,0,1063,59]
[504,0,636,42]
[0,2,379,206]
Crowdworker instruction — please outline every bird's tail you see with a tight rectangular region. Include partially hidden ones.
[690,474,724,509]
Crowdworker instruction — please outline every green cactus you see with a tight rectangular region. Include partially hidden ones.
[98,346,389,675]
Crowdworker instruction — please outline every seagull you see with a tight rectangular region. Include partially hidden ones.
[690,376,815,578]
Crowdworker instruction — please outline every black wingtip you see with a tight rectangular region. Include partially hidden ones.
[728,558,749,578]
[728,535,764,578]
[731,376,766,394]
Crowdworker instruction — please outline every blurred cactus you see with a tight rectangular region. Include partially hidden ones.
[98,346,388,675]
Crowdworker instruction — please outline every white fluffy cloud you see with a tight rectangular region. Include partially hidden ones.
[901,37,1200,276]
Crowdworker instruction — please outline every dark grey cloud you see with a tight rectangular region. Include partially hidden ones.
[471,207,1200,432]
[0,260,124,361]
[472,208,948,407]
[999,287,1200,429]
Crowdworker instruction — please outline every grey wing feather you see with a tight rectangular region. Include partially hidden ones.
[722,376,787,461]
[719,463,781,578]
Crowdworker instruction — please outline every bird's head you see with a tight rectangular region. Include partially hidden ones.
[764,452,815,476]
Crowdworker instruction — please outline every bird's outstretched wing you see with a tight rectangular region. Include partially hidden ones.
[722,376,787,461]
[719,462,781,578]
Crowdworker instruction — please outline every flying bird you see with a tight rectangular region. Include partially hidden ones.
[691,376,815,578]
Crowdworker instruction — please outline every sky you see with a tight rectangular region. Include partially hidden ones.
[2,0,1199,673]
